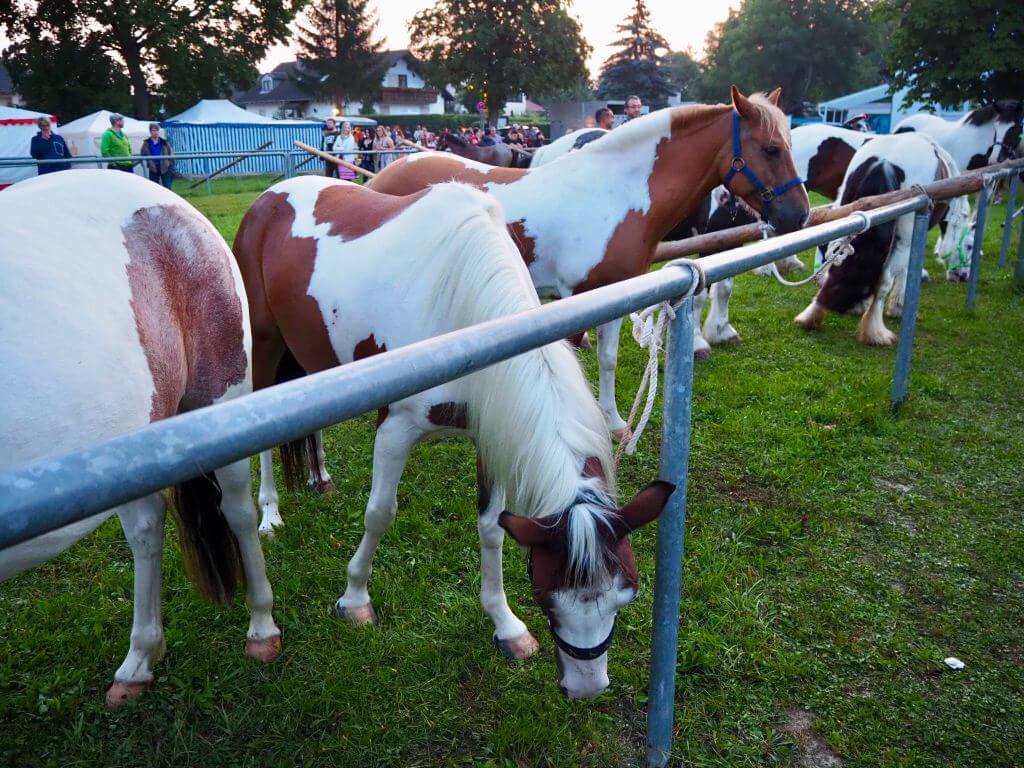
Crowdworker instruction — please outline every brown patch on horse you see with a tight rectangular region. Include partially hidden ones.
[427,401,468,429]
[367,154,525,196]
[353,334,389,426]
[508,220,536,265]
[806,137,858,199]
[313,183,429,241]
[124,204,247,420]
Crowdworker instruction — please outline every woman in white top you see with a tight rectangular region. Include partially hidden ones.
[334,121,359,181]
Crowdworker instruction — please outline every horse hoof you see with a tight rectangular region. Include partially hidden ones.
[245,635,282,664]
[611,426,632,444]
[694,348,712,361]
[578,331,593,350]
[337,602,377,626]
[105,680,149,709]
[316,479,336,495]
[495,631,540,660]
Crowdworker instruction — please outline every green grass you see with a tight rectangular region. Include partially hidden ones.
[1,188,1022,767]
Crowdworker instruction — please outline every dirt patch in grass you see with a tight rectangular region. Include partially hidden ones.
[783,708,843,768]
[595,695,646,767]
[695,466,793,509]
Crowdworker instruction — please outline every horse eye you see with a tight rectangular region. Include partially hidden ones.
[763,145,780,157]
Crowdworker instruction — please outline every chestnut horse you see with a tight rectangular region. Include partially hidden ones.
[0,170,280,707]
[233,176,673,698]
[368,87,810,438]
[438,132,532,168]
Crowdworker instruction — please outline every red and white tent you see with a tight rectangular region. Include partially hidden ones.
[0,105,58,189]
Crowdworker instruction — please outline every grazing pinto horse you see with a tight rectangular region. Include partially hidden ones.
[233,176,674,698]
[0,171,279,707]
[438,132,532,168]
[368,87,809,438]
[795,134,971,345]
[791,123,874,198]
[894,100,1023,171]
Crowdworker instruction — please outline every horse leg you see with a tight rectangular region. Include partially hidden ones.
[107,493,167,708]
[795,297,827,330]
[596,318,629,440]
[884,216,914,321]
[702,278,740,345]
[476,465,538,660]
[258,449,282,537]
[214,458,281,663]
[858,270,898,346]
[336,413,418,625]
[886,266,907,318]
[691,287,712,360]
[307,431,335,494]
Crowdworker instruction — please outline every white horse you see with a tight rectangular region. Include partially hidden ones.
[0,170,280,707]
[795,134,972,344]
[894,100,1023,172]
[791,123,875,198]
[233,176,675,699]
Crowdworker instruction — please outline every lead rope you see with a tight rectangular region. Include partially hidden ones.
[615,259,705,464]
[768,212,872,288]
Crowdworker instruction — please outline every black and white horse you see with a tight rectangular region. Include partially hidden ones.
[894,100,1023,171]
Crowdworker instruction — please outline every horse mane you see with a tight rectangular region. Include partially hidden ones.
[419,183,617,585]
[442,132,470,149]
[965,99,1023,127]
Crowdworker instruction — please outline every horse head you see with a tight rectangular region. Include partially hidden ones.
[936,196,975,281]
[993,99,1023,162]
[499,481,674,699]
[719,86,809,235]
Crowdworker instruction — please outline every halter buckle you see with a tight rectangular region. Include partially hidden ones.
[760,188,775,202]
[730,157,746,172]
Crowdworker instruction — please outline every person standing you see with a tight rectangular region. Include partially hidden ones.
[139,123,174,189]
[321,118,340,178]
[625,95,643,121]
[29,117,71,175]
[101,113,133,172]
[334,121,359,181]
[372,125,395,172]
[595,107,615,130]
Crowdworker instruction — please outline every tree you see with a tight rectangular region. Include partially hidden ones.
[664,49,702,101]
[409,0,591,126]
[596,0,674,107]
[294,0,389,112]
[695,0,884,115]
[0,0,299,118]
[877,0,1022,107]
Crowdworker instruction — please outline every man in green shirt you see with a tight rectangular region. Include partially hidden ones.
[101,113,133,172]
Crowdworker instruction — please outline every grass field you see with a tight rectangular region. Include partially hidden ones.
[1,178,1022,767]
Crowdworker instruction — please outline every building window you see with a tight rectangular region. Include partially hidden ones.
[398,74,408,89]
[260,75,274,94]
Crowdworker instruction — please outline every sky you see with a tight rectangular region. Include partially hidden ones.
[262,0,740,75]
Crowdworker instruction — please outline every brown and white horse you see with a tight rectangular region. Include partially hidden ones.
[368,87,809,438]
[0,170,280,706]
[233,176,674,698]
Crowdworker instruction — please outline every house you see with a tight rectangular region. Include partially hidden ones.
[504,93,546,117]
[236,50,452,119]
[816,83,969,134]
[0,63,23,107]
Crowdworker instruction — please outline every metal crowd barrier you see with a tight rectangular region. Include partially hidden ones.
[0,163,1022,765]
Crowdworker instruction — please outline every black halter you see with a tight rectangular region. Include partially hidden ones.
[989,121,1023,163]
[722,110,803,211]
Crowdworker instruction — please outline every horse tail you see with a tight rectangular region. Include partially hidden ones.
[273,348,325,492]
[170,471,245,605]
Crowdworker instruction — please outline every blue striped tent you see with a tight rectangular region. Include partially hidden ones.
[161,122,324,177]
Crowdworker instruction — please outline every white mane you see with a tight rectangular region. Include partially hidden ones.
[417,183,617,582]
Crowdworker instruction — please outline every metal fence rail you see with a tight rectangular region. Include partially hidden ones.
[0,165,1022,765]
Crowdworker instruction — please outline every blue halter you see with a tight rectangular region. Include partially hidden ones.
[722,110,803,210]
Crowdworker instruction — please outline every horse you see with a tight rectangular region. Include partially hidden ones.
[0,170,280,707]
[367,86,809,439]
[894,100,1023,171]
[794,133,972,345]
[791,123,874,199]
[232,176,674,699]
[529,128,608,167]
[437,132,532,168]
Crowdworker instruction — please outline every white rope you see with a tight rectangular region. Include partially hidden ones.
[615,260,705,463]
[768,211,871,288]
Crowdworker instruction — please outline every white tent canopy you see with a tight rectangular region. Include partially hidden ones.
[0,105,59,188]
[59,110,152,167]
[167,99,278,124]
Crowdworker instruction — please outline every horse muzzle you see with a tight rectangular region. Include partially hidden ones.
[766,197,810,236]
[556,648,610,699]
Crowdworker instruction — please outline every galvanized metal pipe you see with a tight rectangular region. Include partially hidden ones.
[892,209,932,412]
[646,296,697,768]
[1016,205,1024,290]
[998,173,1020,268]
[966,183,990,312]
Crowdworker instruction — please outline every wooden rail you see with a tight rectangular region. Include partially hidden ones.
[294,140,377,178]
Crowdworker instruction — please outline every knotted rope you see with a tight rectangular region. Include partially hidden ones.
[615,259,705,463]
[767,212,872,287]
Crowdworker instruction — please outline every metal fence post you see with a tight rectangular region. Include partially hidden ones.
[966,182,990,312]
[998,173,1020,268]
[283,152,296,180]
[892,208,931,412]
[646,288,697,768]
[1015,203,1024,290]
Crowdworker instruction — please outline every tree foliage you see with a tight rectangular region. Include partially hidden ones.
[409,0,591,125]
[596,0,674,107]
[663,50,702,101]
[0,0,299,119]
[877,0,1022,107]
[696,0,884,115]
[294,0,389,111]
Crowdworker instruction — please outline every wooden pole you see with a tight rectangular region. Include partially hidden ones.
[187,140,273,189]
[653,157,1024,263]
[294,140,377,178]
[399,138,430,151]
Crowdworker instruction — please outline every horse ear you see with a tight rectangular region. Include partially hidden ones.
[613,481,676,538]
[731,85,759,122]
[766,87,782,107]
[499,511,558,547]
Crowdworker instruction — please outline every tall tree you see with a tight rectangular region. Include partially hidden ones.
[0,0,299,118]
[695,0,884,115]
[596,0,674,107]
[663,49,702,101]
[294,0,389,112]
[877,0,1022,107]
[409,0,591,126]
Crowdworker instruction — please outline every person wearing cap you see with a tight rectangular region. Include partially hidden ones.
[29,117,71,175]
[101,113,133,172]
[139,123,175,189]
